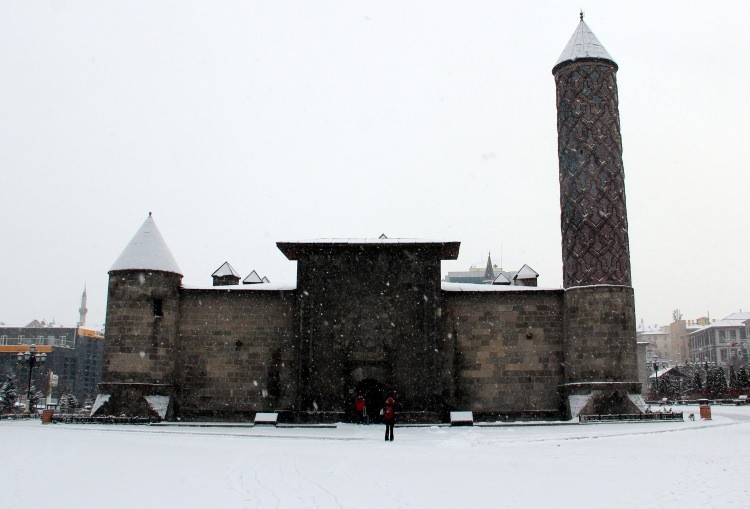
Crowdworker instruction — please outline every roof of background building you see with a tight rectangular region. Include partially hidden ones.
[690,313,750,334]
[110,214,182,275]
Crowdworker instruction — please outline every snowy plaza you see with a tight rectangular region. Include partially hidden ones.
[2,405,750,508]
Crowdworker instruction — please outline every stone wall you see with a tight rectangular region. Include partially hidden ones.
[294,245,444,415]
[441,289,566,419]
[103,270,181,384]
[175,288,295,420]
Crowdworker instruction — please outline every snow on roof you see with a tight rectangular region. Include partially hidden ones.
[689,312,750,334]
[183,282,296,292]
[442,282,558,293]
[514,264,539,280]
[554,19,615,69]
[279,238,455,245]
[277,239,460,260]
[243,270,263,284]
[492,273,512,285]
[110,214,182,275]
[212,262,240,278]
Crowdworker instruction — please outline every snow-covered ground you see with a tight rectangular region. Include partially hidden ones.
[2,405,750,508]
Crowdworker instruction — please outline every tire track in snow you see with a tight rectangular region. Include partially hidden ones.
[292,457,343,509]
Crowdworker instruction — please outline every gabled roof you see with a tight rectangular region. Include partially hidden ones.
[515,264,539,280]
[554,19,615,70]
[212,262,240,278]
[243,270,263,284]
[110,214,182,275]
[492,273,512,285]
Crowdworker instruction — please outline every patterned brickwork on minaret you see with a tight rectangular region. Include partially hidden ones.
[553,24,631,288]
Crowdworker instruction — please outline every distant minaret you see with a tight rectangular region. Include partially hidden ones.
[484,252,495,282]
[78,285,88,326]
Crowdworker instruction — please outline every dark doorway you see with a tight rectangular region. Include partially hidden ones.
[355,379,385,424]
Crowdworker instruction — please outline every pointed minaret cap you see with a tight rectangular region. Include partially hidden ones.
[484,252,495,281]
[110,213,182,275]
[554,18,616,71]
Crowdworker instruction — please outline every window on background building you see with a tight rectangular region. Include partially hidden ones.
[0,335,6,345]
[58,336,67,347]
[721,349,728,361]
[729,329,736,340]
[47,336,55,345]
[719,330,726,341]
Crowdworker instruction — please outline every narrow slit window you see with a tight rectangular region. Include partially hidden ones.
[153,298,164,317]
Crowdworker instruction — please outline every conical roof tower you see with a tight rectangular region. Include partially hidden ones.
[110,213,182,275]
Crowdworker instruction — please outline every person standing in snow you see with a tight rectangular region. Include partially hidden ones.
[383,395,396,441]
[355,394,367,424]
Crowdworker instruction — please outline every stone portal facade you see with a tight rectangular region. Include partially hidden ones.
[93,19,643,422]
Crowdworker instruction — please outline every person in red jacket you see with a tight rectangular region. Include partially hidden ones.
[355,394,367,424]
[383,396,396,441]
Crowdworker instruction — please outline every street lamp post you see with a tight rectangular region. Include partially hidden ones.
[17,344,46,413]
[653,360,660,396]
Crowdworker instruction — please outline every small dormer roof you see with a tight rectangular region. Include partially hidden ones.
[515,264,539,280]
[492,273,512,285]
[110,214,182,275]
[554,19,615,70]
[212,262,240,278]
[243,270,263,284]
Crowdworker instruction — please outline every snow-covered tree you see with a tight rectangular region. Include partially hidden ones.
[28,385,44,412]
[729,365,738,389]
[659,376,681,397]
[0,375,20,412]
[736,366,749,389]
[706,367,728,397]
[687,371,703,393]
[58,393,79,413]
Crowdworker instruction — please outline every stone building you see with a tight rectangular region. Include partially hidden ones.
[688,312,750,368]
[93,18,643,422]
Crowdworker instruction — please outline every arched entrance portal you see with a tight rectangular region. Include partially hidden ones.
[355,379,385,424]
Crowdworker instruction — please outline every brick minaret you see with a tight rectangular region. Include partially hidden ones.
[553,16,642,416]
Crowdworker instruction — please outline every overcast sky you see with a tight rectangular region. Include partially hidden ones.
[2,1,748,330]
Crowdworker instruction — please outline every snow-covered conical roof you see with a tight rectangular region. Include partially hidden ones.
[554,19,615,69]
[110,214,182,275]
